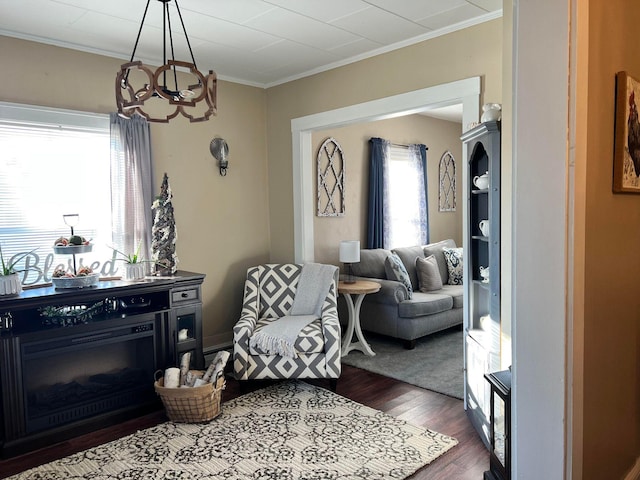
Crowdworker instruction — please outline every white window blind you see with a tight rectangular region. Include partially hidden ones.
[0,102,115,285]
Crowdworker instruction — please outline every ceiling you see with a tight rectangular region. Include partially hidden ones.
[0,0,501,89]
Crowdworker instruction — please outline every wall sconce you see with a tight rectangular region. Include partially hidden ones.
[339,240,360,284]
[209,137,229,176]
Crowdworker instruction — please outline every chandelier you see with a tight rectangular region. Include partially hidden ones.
[116,0,217,123]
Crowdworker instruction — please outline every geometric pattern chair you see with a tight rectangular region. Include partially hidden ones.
[233,264,341,389]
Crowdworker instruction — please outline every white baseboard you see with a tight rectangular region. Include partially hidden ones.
[625,457,640,480]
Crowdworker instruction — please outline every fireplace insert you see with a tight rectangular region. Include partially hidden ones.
[21,315,158,434]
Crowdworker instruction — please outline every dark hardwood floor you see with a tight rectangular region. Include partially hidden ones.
[0,365,488,479]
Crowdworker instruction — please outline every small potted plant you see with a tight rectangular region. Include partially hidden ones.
[0,245,35,296]
[110,242,150,281]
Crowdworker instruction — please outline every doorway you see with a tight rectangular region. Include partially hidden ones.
[291,76,481,263]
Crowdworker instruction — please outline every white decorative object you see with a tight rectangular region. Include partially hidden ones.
[52,273,99,289]
[339,240,360,284]
[163,367,180,388]
[473,171,490,190]
[480,266,490,283]
[151,173,178,275]
[0,273,22,296]
[479,220,490,237]
[481,103,502,122]
[178,329,189,341]
[123,263,146,281]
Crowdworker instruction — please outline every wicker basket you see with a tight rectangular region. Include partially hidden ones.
[154,370,225,423]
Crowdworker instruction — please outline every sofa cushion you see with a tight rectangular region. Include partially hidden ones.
[391,245,425,291]
[443,247,464,285]
[351,249,390,279]
[423,239,457,284]
[415,255,443,292]
[384,253,413,299]
[440,285,464,309]
[398,292,453,318]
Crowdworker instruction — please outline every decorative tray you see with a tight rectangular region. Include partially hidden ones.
[53,244,93,254]
[52,273,100,289]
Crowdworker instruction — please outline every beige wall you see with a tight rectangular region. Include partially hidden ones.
[0,18,503,353]
[311,115,463,267]
[265,19,502,263]
[0,36,270,348]
[573,0,640,477]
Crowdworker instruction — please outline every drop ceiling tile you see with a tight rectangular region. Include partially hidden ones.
[180,12,281,52]
[193,41,287,72]
[51,0,151,23]
[263,0,369,23]
[0,0,85,33]
[328,37,382,58]
[244,8,362,50]
[417,3,487,30]
[179,0,277,24]
[330,6,430,44]
[254,39,338,67]
[363,0,468,20]
[468,0,503,12]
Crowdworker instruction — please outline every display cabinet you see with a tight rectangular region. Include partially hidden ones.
[169,280,204,370]
[461,120,501,448]
[484,369,511,480]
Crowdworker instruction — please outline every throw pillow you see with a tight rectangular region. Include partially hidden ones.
[384,253,413,299]
[442,247,464,285]
[415,255,443,292]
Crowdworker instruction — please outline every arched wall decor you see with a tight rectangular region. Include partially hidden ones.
[438,151,456,212]
[317,137,345,216]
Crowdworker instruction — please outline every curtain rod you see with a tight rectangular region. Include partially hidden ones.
[390,142,428,150]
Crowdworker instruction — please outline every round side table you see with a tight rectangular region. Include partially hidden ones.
[338,280,381,357]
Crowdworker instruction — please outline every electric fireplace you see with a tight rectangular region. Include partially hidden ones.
[0,272,204,457]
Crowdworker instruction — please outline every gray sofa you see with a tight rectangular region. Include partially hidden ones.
[345,239,463,349]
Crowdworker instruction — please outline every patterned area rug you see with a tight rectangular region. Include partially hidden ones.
[8,381,458,480]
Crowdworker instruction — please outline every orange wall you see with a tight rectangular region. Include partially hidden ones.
[574,0,640,477]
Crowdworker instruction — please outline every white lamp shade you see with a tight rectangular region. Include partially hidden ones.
[339,240,360,263]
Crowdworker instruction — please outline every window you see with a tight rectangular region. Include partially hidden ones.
[0,102,118,285]
[386,144,428,249]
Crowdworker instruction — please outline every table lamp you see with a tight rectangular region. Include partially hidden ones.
[339,240,360,284]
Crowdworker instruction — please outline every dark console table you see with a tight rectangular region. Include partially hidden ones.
[0,271,205,457]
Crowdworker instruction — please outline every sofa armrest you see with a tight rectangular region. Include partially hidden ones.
[352,276,409,304]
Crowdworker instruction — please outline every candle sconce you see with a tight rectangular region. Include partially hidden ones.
[210,137,229,176]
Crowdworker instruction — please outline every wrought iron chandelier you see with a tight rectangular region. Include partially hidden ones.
[116,0,217,123]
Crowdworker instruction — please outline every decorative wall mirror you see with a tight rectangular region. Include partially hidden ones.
[317,137,345,217]
[438,151,456,212]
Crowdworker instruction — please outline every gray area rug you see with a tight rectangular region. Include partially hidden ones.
[8,381,458,480]
[342,327,464,399]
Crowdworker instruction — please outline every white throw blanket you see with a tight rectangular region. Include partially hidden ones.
[249,263,337,358]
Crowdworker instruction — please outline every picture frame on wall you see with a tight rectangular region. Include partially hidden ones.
[613,71,640,193]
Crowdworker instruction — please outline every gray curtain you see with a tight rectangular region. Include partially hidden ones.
[109,113,153,265]
[410,143,429,245]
